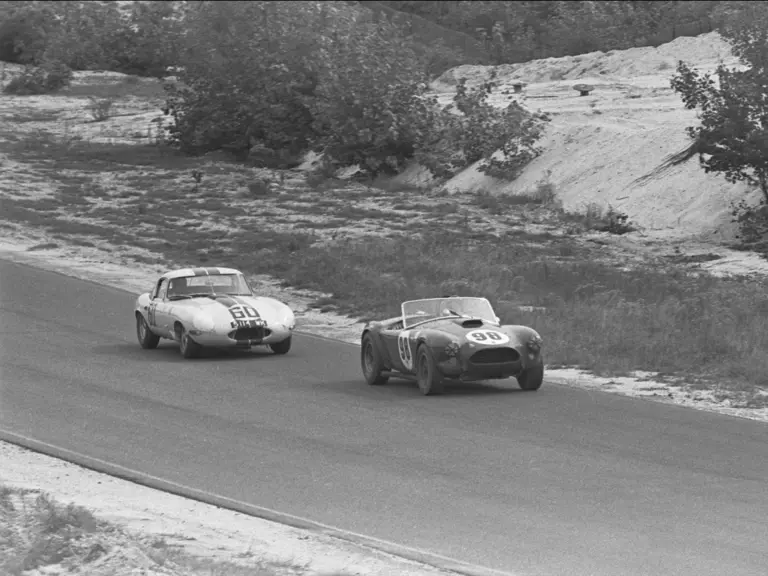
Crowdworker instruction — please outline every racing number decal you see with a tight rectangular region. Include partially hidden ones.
[397,331,414,370]
[466,330,510,345]
[228,305,260,321]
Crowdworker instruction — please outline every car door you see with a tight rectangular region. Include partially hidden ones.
[147,279,172,337]
[380,327,416,374]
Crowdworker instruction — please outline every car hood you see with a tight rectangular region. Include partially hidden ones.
[414,317,525,342]
[170,294,292,326]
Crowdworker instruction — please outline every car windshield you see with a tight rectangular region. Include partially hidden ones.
[166,273,253,300]
[401,297,497,328]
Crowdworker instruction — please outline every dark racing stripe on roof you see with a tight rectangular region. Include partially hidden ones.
[191,268,209,276]
[205,267,223,275]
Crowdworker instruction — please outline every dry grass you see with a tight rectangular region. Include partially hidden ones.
[0,484,328,576]
[1,100,767,407]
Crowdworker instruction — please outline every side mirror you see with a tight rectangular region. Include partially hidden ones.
[495,316,501,324]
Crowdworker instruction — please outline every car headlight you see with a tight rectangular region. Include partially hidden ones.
[284,310,296,330]
[527,334,543,353]
[194,314,215,332]
[444,341,460,358]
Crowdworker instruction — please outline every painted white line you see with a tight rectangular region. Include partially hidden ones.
[0,429,519,576]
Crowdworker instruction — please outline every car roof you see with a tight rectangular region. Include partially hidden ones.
[161,267,243,280]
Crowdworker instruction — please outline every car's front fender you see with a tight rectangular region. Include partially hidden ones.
[135,293,151,316]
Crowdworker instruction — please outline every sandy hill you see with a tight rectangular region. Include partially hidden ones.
[427,32,756,243]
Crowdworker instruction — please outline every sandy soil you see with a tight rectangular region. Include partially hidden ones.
[431,32,760,245]
[0,442,461,576]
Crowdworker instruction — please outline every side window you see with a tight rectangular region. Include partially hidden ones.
[154,279,167,300]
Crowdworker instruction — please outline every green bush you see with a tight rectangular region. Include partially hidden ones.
[3,61,73,95]
[416,72,549,180]
[0,1,181,77]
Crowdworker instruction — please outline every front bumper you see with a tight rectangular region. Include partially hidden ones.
[436,343,542,381]
[189,323,293,347]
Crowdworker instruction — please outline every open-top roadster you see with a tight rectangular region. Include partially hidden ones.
[361,297,544,395]
[134,267,295,358]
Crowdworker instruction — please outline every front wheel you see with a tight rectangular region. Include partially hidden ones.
[416,344,444,396]
[361,333,388,386]
[136,313,160,349]
[517,363,544,391]
[269,337,292,355]
[179,325,202,359]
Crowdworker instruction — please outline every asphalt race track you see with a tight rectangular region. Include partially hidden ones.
[1,259,767,576]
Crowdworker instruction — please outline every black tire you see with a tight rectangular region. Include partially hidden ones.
[178,325,202,359]
[416,344,444,396]
[136,313,160,349]
[361,333,389,386]
[517,363,544,391]
[269,336,292,355]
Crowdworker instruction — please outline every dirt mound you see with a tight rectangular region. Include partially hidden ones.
[431,32,759,241]
[435,32,738,87]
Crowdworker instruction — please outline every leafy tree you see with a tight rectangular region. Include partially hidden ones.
[43,1,123,71]
[0,1,58,64]
[162,1,326,158]
[670,13,768,201]
[107,1,183,77]
[311,7,434,174]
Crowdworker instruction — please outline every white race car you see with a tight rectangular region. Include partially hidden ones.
[134,266,296,358]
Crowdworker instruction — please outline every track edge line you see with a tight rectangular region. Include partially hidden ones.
[0,429,519,576]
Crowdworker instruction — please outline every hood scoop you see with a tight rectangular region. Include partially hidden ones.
[460,319,484,328]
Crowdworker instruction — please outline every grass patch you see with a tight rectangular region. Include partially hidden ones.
[2,132,194,171]
[0,484,313,576]
[62,77,167,101]
[255,232,768,398]
[8,110,62,123]
[27,242,59,251]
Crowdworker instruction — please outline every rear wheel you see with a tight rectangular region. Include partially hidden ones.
[517,364,544,391]
[269,336,292,355]
[416,344,444,396]
[178,325,202,359]
[361,333,389,386]
[136,313,160,349]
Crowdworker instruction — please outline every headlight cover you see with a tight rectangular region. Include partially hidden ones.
[284,309,296,330]
[527,334,543,353]
[193,314,215,333]
[444,341,461,358]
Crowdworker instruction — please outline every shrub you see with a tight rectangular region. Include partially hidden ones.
[161,2,547,178]
[415,71,549,180]
[0,2,56,65]
[86,97,116,122]
[3,61,73,95]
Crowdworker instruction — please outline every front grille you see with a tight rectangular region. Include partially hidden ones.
[470,347,520,364]
[228,327,271,340]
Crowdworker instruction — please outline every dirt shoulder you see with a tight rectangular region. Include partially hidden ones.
[0,440,464,576]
